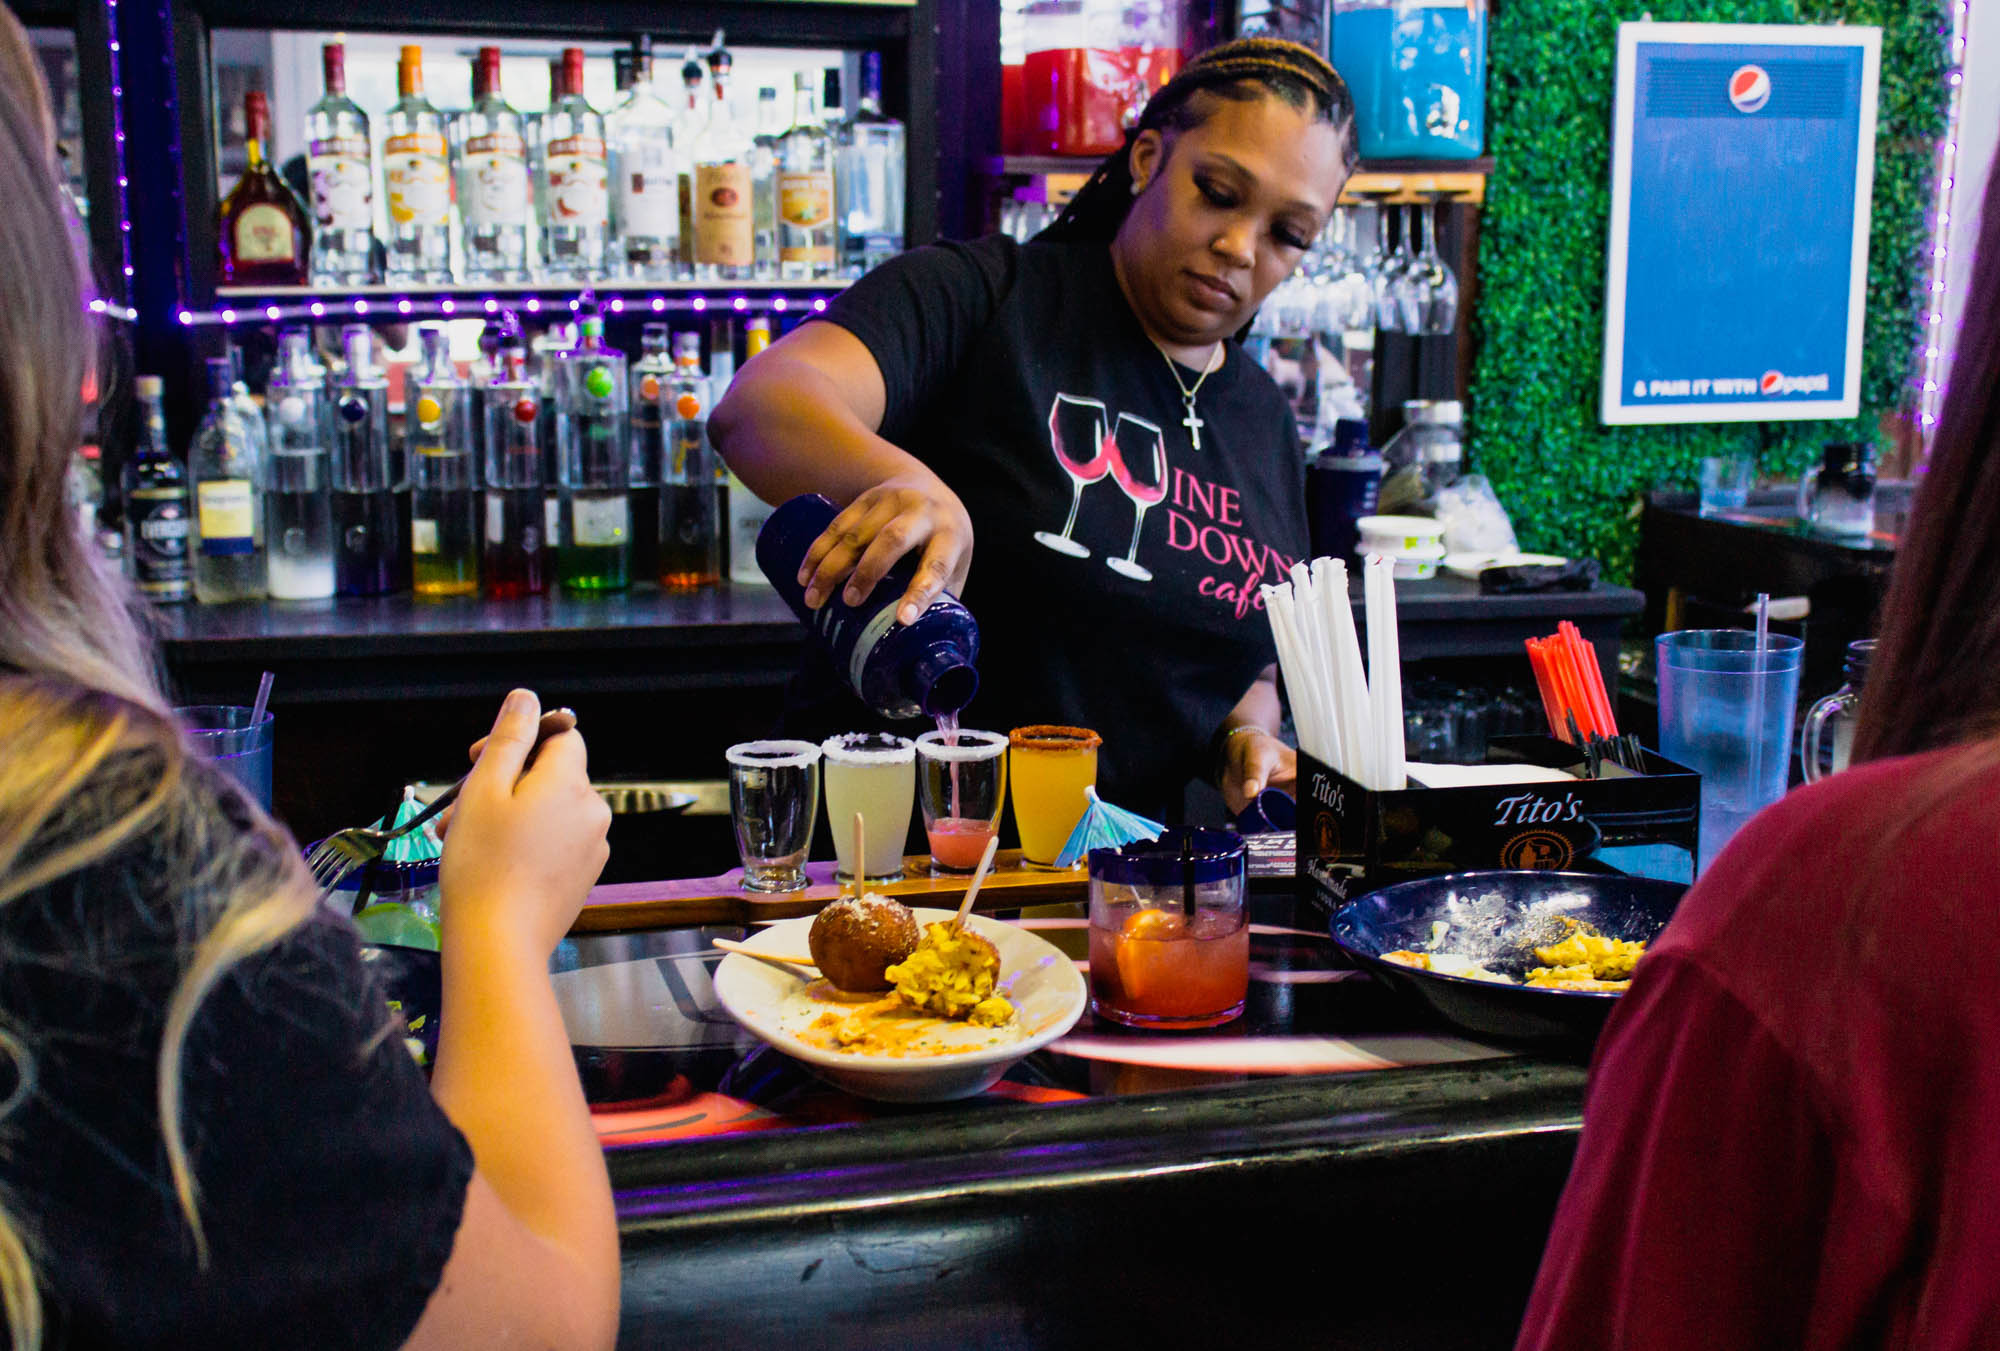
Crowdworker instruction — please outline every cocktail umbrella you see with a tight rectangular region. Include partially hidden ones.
[1053,787,1164,869]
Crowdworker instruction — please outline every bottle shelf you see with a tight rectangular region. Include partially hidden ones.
[986,155,1494,206]
[190,277,852,327]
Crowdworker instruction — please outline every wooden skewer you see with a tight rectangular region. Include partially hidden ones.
[849,811,865,897]
[949,834,1002,933]
[713,937,820,973]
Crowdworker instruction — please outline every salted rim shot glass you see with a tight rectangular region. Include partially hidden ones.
[915,729,1009,874]
[1087,828,1250,1029]
[725,739,822,893]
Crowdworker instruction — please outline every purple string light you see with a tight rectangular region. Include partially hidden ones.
[172,289,830,326]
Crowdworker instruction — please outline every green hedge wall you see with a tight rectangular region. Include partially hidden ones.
[1467,0,1949,582]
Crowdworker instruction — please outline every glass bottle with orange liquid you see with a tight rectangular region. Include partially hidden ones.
[1008,725,1100,867]
[645,328,721,588]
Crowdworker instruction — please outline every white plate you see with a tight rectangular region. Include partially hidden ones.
[1442,551,1568,580]
[712,908,1088,1102]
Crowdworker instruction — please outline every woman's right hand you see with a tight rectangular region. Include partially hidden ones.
[798,471,974,626]
[438,688,611,957]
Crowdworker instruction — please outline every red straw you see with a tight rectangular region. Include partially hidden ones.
[1559,622,1618,736]
[1524,638,1572,742]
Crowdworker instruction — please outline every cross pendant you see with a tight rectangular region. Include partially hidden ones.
[1181,397,1204,451]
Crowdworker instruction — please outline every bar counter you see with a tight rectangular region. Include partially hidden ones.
[568,894,1589,1349]
[156,575,1639,843]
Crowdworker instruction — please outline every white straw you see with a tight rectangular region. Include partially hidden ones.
[1278,586,1334,767]
[1326,559,1375,787]
[1264,586,1326,767]
[1307,558,1349,774]
[1287,561,1339,769]
[1364,557,1406,791]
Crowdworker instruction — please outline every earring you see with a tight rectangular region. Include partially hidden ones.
[1130,178,1144,196]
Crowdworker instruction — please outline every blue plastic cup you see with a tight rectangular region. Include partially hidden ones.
[1655,631,1803,874]
[177,705,275,811]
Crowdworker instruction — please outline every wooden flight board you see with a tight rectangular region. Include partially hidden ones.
[572,850,1090,934]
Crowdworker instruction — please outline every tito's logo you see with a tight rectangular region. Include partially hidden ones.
[1729,65,1771,114]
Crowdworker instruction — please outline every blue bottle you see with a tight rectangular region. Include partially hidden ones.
[756,493,980,720]
[1306,419,1383,564]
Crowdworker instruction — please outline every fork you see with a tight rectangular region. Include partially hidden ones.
[307,708,577,898]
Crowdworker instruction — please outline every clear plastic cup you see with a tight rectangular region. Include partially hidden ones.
[176,705,275,811]
[1655,630,1804,872]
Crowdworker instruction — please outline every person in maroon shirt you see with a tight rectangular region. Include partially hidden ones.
[1519,146,2000,1351]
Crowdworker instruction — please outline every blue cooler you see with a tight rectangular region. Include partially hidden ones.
[1330,0,1487,160]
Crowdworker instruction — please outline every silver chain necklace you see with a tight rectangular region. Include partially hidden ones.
[1155,341,1224,450]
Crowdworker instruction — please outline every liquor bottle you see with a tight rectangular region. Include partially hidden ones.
[542,47,611,283]
[407,325,479,598]
[778,73,837,280]
[653,329,722,589]
[384,46,453,283]
[455,46,533,283]
[330,326,403,595]
[481,336,549,598]
[690,47,754,280]
[625,324,666,582]
[123,374,191,604]
[189,358,267,603]
[527,61,557,247]
[746,86,783,280]
[306,44,377,285]
[555,316,630,592]
[262,330,336,600]
[219,90,310,287]
[839,52,906,276]
[610,36,681,280]
[726,316,776,586]
[758,493,980,719]
[674,52,707,275]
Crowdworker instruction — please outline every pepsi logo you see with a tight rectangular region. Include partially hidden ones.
[1760,369,1784,395]
[1729,65,1771,114]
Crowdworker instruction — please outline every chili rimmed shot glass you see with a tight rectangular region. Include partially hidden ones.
[915,729,1009,874]
[725,740,821,893]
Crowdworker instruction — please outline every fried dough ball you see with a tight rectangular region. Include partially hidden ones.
[808,894,920,992]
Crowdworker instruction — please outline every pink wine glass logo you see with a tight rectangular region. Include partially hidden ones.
[1104,412,1166,582]
[1033,393,1113,559]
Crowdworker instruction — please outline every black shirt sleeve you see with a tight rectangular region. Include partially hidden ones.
[8,822,472,1350]
[818,234,1020,439]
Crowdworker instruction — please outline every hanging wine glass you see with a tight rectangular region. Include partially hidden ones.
[1390,204,1426,335]
[1363,200,1402,333]
[1415,197,1461,336]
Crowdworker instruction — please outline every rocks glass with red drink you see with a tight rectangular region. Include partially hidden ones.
[915,728,1009,874]
[1087,828,1249,1028]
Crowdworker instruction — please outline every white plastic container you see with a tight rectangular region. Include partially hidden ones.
[1355,514,1446,553]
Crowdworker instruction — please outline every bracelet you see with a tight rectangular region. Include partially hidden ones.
[1211,723,1272,782]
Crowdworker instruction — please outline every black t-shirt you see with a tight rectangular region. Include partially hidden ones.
[1,767,471,1350]
[808,234,1309,816]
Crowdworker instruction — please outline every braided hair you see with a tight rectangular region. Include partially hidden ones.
[1038,37,1358,246]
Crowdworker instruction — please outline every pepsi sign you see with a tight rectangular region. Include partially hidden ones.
[1601,23,1880,425]
[1728,64,1771,113]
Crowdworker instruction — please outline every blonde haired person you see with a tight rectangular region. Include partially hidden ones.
[0,15,619,1350]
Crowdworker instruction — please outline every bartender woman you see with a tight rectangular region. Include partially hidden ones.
[713,38,1357,820]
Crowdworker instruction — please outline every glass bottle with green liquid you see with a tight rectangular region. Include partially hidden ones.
[556,315,631,591]
[408,324,479,597]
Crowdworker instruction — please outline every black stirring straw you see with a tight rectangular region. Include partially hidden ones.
[1181,830,1197,923]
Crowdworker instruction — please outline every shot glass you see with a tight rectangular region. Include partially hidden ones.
[725,740,822,893]
[1087,828,1249,1028]
[822,733,917,885]
[915,729,1009,874]
[1009,726,1100,868]
[175,705,275,811]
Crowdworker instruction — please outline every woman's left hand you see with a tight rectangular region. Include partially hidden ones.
[1220,730,1297,816]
